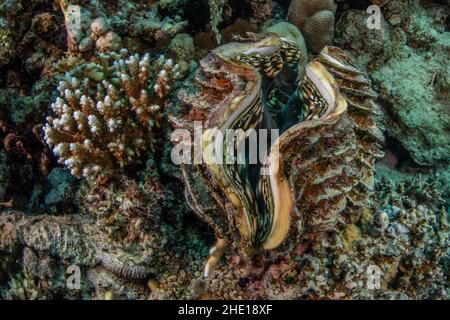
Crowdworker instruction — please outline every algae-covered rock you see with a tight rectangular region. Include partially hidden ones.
[372,50,450,165]
[336,1,450,166]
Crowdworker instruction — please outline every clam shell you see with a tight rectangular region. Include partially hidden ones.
[259,61,348,249]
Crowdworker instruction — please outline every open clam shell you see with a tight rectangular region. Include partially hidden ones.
[258,61,348,249]
[172,40,384,277]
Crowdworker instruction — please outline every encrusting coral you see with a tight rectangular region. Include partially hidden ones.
[43,49,186,181]
[288,0,337,53]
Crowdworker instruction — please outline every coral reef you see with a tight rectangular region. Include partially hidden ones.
[0,0,65,75]
[82,173,165,245]
[188,175,448,300]
[113,2,188,50]
[0,0,448,301]
[1,271,43,300]
[58,0,188,57]
[0,185,210,300]
[0,92,52,208]
[248,0,275,26]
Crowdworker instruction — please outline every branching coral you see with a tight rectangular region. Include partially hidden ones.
[288,0,337,53]
[43,50,186,181]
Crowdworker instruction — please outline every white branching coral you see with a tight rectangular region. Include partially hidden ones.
[153,54,187,98]
[44,50,184,180]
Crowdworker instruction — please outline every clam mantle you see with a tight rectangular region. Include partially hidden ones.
[170,35,384,277]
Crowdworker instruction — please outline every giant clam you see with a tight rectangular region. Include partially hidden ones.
[170,35,384,277]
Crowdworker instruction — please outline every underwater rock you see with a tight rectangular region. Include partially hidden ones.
[335,1,450,166]
[0,151,12,202]
[0,208,175,299]
[0,90,52,208]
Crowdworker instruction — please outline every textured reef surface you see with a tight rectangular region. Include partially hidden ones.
[0,0,448,300]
